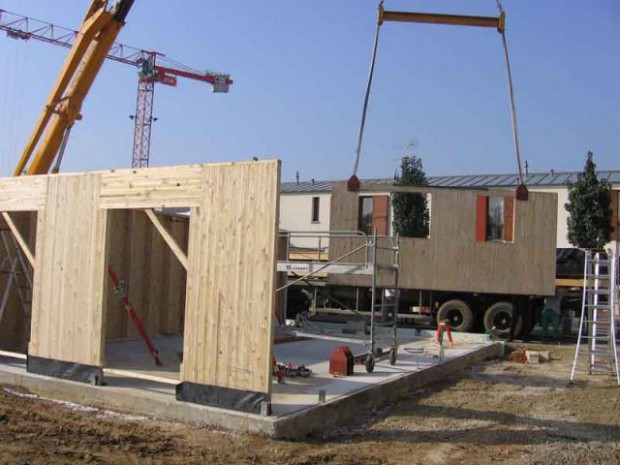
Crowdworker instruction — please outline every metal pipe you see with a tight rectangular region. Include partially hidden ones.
[276,242,369,292]
[370,232,378,355]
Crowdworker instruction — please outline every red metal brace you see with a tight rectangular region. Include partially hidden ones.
[436,321,454,346]
[108,266,163,366]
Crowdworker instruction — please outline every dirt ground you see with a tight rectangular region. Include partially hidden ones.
[0,343,618,465]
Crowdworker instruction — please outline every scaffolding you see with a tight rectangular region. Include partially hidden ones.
[276,230,400,372]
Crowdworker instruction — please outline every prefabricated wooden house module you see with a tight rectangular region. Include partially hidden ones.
[328,181,557,296]
[0,160,281,414]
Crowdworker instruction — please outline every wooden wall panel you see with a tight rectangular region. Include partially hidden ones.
[165,217,188,334]
[0,160,280,399]
[104,211,188,340]
[0,176,46,212]
[329,182,557,296]
[181,161,280,396]
[104,210,130,339]
[28,174,108,366]
[98,165,204,209]
[0,212,36,351]
[371,195,389,236]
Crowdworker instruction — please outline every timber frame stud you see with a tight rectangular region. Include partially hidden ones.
[0,160,281,413]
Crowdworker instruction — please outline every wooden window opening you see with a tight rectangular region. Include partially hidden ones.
[476,195,515,243]
[359,196,389,236]
[359,197,374,235]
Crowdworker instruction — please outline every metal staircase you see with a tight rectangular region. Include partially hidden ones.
[570,250,619,384]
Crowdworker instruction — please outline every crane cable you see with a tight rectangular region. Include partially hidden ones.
[350,0,527,194]
[349,1,384,189]
[496,0,525,187]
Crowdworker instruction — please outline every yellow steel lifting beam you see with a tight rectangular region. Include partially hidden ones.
[378,5,505,33]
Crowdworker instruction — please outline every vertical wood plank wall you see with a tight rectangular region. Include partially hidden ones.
[0,212,36,351]
[181,162,281,396]
[104,211,188,340]
[29,174,108,366]
[329,182,557,296]
[0,161,280,399]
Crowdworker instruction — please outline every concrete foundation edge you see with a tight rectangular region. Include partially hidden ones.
[0,368,277,436]
[271,342,502,439]
[0,343,500,439]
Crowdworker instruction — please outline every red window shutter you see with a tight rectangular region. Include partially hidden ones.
[371,196,390,236]
[611,190,618,241]
[475,196,488,242]
[503,197,515,242]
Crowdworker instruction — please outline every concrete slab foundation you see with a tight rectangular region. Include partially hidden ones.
[0,330,501,438]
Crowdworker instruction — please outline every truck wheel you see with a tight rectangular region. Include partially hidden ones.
[483,301,522,339]
[437,300,474,332]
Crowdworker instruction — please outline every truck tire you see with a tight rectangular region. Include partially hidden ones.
[483,301,522,339]
[437,299,474,332]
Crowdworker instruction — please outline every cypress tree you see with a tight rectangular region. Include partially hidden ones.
[565,151,612,249]
[392,155,430,238]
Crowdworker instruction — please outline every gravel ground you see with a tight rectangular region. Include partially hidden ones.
[0,343,618,465]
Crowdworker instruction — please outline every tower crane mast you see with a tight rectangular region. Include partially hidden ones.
[0,6,232,172]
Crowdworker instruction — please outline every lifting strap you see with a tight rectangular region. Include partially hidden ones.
[349,0,528,197]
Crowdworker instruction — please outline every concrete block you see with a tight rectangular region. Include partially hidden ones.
[525,350,540,364]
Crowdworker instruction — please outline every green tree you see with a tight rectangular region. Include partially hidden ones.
[565,151,612,248]
[392,155,429,238]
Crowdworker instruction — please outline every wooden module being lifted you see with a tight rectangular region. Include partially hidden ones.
[0,160,281,414]
[329,181,557,296]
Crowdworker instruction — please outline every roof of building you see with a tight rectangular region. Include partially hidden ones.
[281,178,391,193]
[281,170,620,194]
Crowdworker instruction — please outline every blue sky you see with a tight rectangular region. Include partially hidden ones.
[0,0,618,181]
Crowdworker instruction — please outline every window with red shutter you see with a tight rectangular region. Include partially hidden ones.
[475,196,488,242]
[611,190,618,241]
[476,195,515,242]
[359,196,390,235]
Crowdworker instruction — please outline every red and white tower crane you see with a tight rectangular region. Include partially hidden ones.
[0,8,233,168]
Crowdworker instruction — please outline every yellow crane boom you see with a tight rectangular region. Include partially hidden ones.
[13,0,134,176]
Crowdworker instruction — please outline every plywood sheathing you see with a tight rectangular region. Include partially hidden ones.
[329,182,557,296]
[0,161,280,399]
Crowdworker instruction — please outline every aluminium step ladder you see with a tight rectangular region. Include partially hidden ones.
[570,250,619,384]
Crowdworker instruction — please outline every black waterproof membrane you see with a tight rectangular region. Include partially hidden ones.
[176,381,270,415]
[27,355,104,385]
